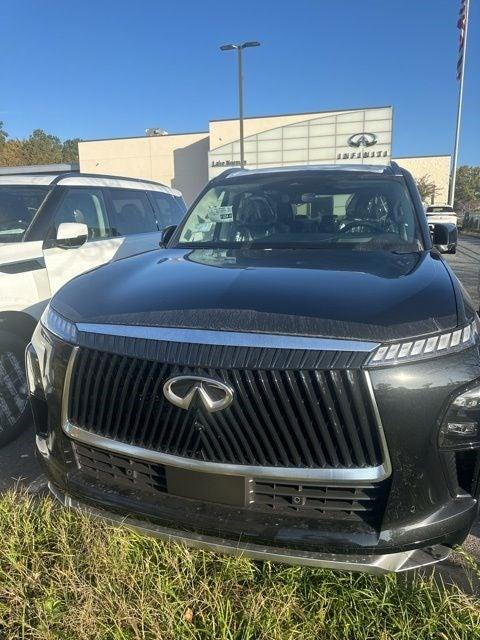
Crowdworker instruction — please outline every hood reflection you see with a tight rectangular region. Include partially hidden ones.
[184,247,422,280]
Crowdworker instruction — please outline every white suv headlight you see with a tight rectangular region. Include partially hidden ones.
[40,304,78,343]
[368,319,479,367]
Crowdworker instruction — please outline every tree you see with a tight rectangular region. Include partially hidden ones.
[61,138,81,163]
[454,165,480,213]
[0,123,81,167]
[416,175,442,204]
[21,129,63,165]
[0,121,8,147]
[0,139,25,167]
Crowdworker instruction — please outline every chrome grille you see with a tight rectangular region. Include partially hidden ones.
[67,347,384,470]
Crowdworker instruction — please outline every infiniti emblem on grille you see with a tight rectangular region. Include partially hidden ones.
[163,376,234,413]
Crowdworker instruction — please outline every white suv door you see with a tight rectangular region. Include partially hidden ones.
[42,186,161,295]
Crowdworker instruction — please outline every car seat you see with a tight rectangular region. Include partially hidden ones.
[115,203,146,236]
[236,195,280,240]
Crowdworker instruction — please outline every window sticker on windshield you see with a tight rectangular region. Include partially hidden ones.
[208,205,234,223]
[196,222,214,232]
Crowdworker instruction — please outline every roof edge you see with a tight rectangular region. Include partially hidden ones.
[393,154,451,160]
[81,131,209,144]
[210,105,393,123]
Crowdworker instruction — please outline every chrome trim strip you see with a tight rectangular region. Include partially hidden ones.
[49,482,451,574]
[61,350,391,484]
[364,370,392,479]
[63,422,390,484]
[75,323,379,353]
[61,346,79,429]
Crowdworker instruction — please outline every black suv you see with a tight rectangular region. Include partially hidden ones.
[29,163,480,573]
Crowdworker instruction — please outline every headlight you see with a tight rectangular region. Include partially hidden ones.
[439,382,480,450]
[368,319,479,367]
[41,304,77,343]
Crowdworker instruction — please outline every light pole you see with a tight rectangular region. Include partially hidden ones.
[449,0,470,206]
[220,41,260,169]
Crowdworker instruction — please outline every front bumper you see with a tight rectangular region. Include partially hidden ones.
[37,429,477,574]
[31,325,480,573]
[48,481,452,574]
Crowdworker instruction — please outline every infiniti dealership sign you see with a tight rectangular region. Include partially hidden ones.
[208,107,393,177]
[338,131,389,161]
[348,133,377,147]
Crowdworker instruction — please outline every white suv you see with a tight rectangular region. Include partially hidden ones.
[426,205,458,254]
[0,171,186,444]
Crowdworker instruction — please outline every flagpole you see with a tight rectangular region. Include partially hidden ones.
[449,0,470,206]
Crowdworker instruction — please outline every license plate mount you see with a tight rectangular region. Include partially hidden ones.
[165,466,248,507]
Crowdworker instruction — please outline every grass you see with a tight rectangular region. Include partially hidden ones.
[0,491,478,640]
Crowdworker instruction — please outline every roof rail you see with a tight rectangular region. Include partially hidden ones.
[389,161,403,176]
[0,163,79,176]
[210,167,246,183]
[49,171,170,189]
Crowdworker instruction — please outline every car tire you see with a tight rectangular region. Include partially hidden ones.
[448,246,457,255]
[0,330,32,446]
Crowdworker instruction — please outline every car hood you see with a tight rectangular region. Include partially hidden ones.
[52,247,458,342]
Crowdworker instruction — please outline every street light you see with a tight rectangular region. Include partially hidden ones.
[220,41,260,169]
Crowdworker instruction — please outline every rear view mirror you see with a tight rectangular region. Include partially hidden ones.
[431,223,457,249]
[159,225,177,248]
[55,222,88,248]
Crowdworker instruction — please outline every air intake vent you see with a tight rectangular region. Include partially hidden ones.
[254,479,387,524]
[455,450,480,496]
[73,443,388,525]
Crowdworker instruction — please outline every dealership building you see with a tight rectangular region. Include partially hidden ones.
[78,106,451,205]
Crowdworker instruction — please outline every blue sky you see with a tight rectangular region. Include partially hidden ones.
[1,0,478,164]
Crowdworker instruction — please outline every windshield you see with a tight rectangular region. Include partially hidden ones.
[0,185,49,243]
[176,175,423,252]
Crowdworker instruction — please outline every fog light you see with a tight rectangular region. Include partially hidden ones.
[445,423,478,437]
[452,388,480,409]
[439,383,480,450]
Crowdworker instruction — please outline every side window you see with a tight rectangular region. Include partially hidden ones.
[151,191,186,229]
[52,188,110,240]
[108,189,157,236]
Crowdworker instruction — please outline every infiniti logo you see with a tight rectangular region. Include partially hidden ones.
[347,132,378,148]
[163,376,234,413]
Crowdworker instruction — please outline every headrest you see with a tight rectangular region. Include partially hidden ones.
[237,195,276,225]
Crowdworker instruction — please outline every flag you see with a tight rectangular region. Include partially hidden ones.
[457,0,467,80]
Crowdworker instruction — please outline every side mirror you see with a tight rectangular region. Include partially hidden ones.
[431,223,457,249]
[55,222,88,248]
[159,225,177,248]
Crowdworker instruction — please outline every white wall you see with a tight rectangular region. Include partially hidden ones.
[79,132,209,205]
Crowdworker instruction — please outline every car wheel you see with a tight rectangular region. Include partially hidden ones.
[448,245,457,255]
[0,330,32,446]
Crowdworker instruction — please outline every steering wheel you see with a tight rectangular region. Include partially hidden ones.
[236,222,282,241]
[338,220,385,234]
